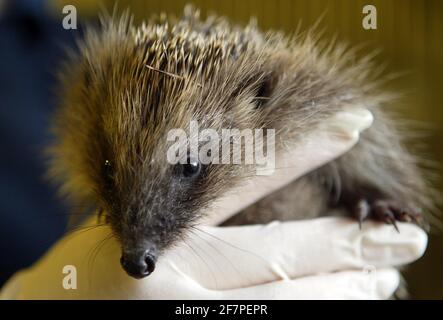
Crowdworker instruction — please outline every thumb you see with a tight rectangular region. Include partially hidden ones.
[202,107,374,225]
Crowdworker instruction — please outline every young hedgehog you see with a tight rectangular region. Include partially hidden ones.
[49,7,435,279]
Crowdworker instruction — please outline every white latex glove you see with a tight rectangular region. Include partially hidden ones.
[1,217,426,299]
[0,107,428,299]
[203,106,375,225]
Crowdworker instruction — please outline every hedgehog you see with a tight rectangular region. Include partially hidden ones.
[48,6,436,279]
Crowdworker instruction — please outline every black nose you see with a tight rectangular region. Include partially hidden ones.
[120,250,156,279]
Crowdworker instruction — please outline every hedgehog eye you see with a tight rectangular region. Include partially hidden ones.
[103,160,113,183]
[182,156,201,178]
[253,75,274,108]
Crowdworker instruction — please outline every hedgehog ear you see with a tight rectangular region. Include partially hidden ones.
[252,73,276,108]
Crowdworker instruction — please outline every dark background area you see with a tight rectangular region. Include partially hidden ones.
[0,0,442,298]
[0,0,73,286]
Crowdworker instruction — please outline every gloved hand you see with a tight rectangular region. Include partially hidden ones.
[0,107,428,299]
[1,216,426,299]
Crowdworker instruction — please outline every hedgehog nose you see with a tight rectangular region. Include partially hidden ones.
[120,250,156,279]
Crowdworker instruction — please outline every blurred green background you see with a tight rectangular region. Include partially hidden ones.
[50,0,443,298]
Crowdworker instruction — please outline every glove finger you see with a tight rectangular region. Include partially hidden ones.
[173,217,426,289]
[214,268,399,300]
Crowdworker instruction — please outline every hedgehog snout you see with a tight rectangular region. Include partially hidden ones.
[120,245,157,279]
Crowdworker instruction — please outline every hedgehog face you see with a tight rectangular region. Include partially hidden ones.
[95,63,276,278]
[92,75,267,278]
[53,42,274,278]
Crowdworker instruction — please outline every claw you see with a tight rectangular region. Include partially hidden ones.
[410,208,423,224]
[373,202,400,233]
[354,199,370,229]
[388,217,400,233]
[352,198,423,231]
[393,208,411,222]
[410,214,420,224]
